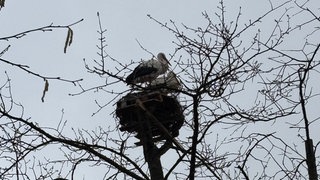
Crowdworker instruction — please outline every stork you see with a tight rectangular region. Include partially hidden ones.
[149,71,181,93]
[125,53,170,85]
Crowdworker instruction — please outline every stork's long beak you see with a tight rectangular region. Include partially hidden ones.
[166,58,171,66]
[163,55,171,66]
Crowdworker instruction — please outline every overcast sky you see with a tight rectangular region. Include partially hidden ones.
[1,0,320,179]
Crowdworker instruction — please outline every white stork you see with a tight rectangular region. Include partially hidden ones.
[150,71,181,92]
[125,53,170,85]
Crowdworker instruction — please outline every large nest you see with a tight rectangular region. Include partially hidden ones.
[116,91,184,143]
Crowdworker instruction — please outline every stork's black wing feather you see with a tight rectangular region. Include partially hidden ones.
[126,66,158,84]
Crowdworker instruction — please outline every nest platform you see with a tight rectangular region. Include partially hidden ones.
[116,91,184,144]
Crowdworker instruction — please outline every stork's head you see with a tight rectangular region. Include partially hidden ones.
[157,52,171,65]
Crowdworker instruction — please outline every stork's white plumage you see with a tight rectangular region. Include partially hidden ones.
[150,71,181,92]
[126,53,170,85]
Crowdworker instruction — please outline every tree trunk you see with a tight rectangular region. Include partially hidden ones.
[138,112,164,180]
[305,139,318,180]
[147,153,164,180]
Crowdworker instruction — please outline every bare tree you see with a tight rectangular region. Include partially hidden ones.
[142,1,319,179]
[0,0,319,180]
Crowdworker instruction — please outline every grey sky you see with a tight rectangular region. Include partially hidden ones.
[1,0,320,179]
